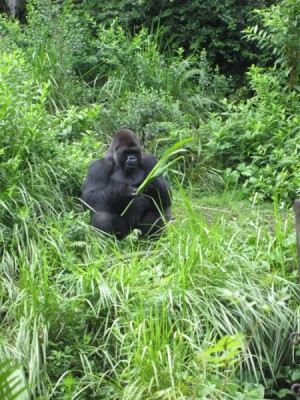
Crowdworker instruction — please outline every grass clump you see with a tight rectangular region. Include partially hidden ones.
[1,185,298,399]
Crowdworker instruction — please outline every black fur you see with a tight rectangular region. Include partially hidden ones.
[81,129,172,239]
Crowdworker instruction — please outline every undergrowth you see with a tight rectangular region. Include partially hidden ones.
[1,184,299,399]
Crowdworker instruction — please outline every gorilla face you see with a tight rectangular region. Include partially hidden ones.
[111,130,142,173]
[114,146,141,171]
[125,153,138,168]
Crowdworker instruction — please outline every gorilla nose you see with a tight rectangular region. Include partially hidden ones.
[127,155,137,166]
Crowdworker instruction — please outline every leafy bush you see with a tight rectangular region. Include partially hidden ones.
[0,43,104,234]
[77,0,275,85]
[205,66,300,203]
[0,0,93,110]
[244,0,300,92]
[203,0,300,203]
[94,22,229,102]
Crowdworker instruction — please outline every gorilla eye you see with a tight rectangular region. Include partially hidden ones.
[115,146,119,151]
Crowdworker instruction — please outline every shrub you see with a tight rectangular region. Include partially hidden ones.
[0,0,93,110]
[203,0,300,204]
[0,44,103,232]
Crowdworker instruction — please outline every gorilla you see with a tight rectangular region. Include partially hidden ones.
[81,129,172,239]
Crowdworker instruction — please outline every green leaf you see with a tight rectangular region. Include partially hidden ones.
[277,388,291,398]
[291,369,300,381]
[0,360,27,400]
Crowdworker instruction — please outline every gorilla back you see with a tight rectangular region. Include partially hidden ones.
[81,129,172,239]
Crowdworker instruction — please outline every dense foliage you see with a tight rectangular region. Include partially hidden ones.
[0,0,299,398]
[75,0,277,85]
[203,0,300,204]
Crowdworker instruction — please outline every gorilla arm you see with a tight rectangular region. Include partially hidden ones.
[141,154,172,210]
[81,158,137,213]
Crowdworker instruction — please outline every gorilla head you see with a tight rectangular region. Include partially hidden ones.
[109,129,142,174]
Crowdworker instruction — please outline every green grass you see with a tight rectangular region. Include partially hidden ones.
[0,184,298,399]
[0,14,299,399]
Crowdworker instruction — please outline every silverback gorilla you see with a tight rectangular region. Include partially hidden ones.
[81,129,172,239]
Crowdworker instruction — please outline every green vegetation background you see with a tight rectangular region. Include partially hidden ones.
[0,0,299,398]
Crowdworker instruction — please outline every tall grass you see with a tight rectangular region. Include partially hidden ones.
[0,360,28,400]
[1,180,298,399]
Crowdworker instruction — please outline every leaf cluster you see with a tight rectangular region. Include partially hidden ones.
[202,0,300,204]
[76,0,276,85]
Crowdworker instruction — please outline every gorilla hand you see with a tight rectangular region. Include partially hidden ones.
[128,186,140,198]
[143,180,156,196]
